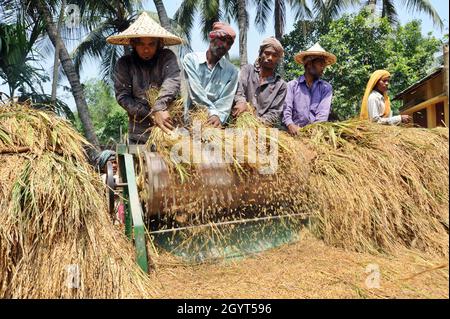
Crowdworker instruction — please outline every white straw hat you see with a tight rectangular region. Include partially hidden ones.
[106,12,182,46]
[294,43,337,66]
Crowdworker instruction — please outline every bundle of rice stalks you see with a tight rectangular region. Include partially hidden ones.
[301,120,449,256]
[0,105,153,298]
[146,126,192,182]
[147,115,448,259]
[146,88,184,127]
[0,104,88,161]
[298,119,377,149]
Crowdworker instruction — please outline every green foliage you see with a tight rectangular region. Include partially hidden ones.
[74,79,127,147]
[0,19,48,97]
[282,10,442,120]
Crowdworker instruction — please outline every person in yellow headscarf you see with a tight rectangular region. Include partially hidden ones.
[360,70,410,125]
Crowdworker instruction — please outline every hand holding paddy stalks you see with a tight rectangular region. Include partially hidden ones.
[232,101,249,117]
[287,124,300,136]
[152,110,174,133]
[206,115,222,128]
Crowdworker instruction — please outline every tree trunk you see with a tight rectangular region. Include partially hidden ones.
[117,2,131,56]
[237,0,248,66]
[153,0,173,32]
[274,0,284,41]
[36,1,99,147]
[274,0,284,75]
[51,0,66,106]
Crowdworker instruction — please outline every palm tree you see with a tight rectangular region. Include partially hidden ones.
[175,0,223,43]
[175,0,250,66]
[0,20,46,98]
[1,0,100,146]
[236,0,249,65]
[70,1,141,85]
[363,0,443,28]
[50,0,66,106]
[34,0,99,146]
[153,0,173,32]
[0,18,73,119]
[72,5,191,86]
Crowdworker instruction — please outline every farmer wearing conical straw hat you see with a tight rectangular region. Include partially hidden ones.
[182,22,239,128]
[107,12,182,144]
[360,70,411,125]
[282,43,336,135]
[233,37,287,127]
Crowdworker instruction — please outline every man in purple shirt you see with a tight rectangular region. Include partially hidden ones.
[282,43,337,135]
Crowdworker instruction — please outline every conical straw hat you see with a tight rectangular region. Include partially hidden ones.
[107,12,182,46]
[294,43,337,66]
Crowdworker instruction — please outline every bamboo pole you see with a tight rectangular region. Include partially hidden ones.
[444,44,449,100]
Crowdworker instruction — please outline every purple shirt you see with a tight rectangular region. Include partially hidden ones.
[282,75,333,127]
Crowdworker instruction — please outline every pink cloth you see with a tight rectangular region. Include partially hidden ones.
[117,202,125,224]
[211,21,236,40]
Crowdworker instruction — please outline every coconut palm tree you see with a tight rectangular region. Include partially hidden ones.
[363,0,443,28]
[0,20,46,98]
[0,18,73,119]
[71,6,191,86]
[175,0,250,65]
[175,0,224,43]
[253,0,443,42]
[153,0,173,32]
[34,0,99,146]
[70,1,141,85]
[1,0,100,145]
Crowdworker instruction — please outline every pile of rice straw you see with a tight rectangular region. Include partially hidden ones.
[0,105,153,298]
[299,121,449,256]
[150,232,449,298]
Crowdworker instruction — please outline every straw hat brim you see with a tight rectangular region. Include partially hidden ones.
[294,51,337,66]
[107,34,183,46]
[106,12,183,46]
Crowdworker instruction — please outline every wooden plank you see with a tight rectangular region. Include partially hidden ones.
[400,95,447,116]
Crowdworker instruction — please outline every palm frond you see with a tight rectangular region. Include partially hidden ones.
[289,0,314,21]
[200,0,222,41]
[402,0,444,30]
[71,21,112,75]
[253,0,272,34]
[174,0,199,43]
[382,0,398,25]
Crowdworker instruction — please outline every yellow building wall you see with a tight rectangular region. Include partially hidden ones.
[400,95,448,128]
[399,72,448,128]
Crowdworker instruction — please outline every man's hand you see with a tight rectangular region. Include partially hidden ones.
[206,115,222,128]
[232,102,249,117]
[152,110,174,133]
[401,115,411,124]
[287,123,300,136]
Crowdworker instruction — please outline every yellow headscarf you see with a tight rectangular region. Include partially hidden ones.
[360,70,391,120]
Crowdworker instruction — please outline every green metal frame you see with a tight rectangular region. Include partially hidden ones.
[117,144,149,273]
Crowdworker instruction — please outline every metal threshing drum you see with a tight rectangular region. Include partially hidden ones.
[138,149,297,225]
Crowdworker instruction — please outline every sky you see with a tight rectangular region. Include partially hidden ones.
[1,0,449,111]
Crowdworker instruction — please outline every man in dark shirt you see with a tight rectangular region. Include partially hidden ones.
[107,12,182,144]
[233,37,287,126]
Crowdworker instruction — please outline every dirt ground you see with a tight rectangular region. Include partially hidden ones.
[148,231,449,299]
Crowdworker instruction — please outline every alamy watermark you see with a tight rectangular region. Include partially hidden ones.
[365,263,381,289]
[66,264,80,289]
[65,4,80,29]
